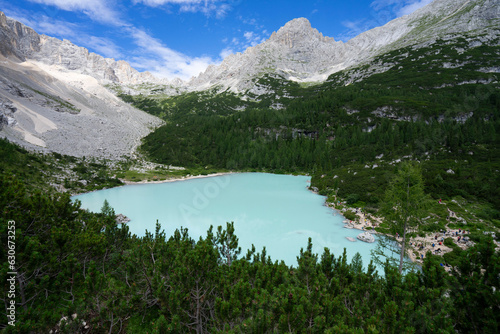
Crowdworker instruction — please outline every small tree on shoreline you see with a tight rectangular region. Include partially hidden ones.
[374,162,429,274]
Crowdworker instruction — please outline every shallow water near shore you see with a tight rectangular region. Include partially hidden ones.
[73,173,381,267]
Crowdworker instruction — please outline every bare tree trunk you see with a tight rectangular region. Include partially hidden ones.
[399,176,411,275]
[399,219,407,275]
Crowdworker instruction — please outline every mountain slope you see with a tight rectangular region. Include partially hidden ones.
[190,0,500,92]
[1,0,499,158]
[0,11,168,86]
[0,10,167,158]
[0,55,163,158]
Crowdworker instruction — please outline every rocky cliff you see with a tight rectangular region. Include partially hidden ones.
[190,0,500,92]
[0,11,166,86]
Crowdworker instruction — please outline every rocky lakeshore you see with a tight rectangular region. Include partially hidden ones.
[330,199,500,270]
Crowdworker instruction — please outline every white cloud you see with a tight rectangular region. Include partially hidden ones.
[7,1,241,80]
[125,27,218,80]
[36,19,79,37]
[370,0,401,11]
[134,0,232,18]
[5,2,217,80]
[370,0,434,16]
[219,47,234,59]
[243,31,265,48]
[3,8,124,59]
[85,36,124,59]
[397,0,433,16]
[337,0,435,41]
[243,31,254,41]
[28,0,124,25]
[337,19,377,41]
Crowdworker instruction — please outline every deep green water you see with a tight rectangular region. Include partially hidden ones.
[73,173,380,267]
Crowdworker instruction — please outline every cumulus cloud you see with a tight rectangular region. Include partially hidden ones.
[28,0,124,25]
[125,27,218,80]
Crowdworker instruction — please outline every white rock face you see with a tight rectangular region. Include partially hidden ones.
[0,11,166,158]
[0,55,163,159]
[0,11,170,86]
[357,232,376,243]
[190,17,349,91]
[190,0,500,92]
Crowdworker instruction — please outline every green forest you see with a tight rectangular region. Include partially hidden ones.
[1,34,500,332]
[122,36,500,215]
[0,174,499,333]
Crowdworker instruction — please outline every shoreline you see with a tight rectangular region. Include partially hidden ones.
[329,201,474,268]
[70,172,236,196]
[120,171,236,185]
[324,200,428,265]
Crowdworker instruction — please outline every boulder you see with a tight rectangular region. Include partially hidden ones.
[346,237,356,242]
[357,231,375,243]
[115,213,131,224]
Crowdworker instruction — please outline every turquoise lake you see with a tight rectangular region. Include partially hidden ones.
[72,173,379,267]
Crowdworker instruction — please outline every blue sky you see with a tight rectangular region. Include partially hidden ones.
[2,0,433,81]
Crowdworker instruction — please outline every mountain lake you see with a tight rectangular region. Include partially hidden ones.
[72,173,383,268]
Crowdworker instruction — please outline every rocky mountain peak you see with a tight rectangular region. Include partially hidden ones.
[192,0,499,92]
[269,17,335,48]
[279,17,312,32]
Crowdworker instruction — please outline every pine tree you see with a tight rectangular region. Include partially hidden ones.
[381,162,429,274]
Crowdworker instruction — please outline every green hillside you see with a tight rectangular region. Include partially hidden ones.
[120,36,499,222]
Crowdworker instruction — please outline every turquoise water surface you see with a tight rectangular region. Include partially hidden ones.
[72,173,379,267]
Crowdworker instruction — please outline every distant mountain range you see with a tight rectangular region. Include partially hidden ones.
[0,0,499,158]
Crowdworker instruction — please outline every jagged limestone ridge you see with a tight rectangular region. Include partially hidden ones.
[190,0,500,93]
[0,11,171,86]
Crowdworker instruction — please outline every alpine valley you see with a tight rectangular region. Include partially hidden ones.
[1,0,500,332]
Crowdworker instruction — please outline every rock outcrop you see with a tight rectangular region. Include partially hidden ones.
[357,232,376,243]
[0,97,17,129]
[0,11,165,158]
[189,17,349,91]
[116,214,131,224]
[0,11,168,86]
